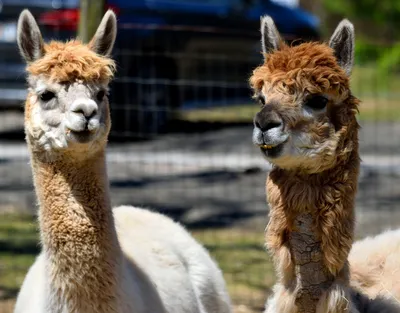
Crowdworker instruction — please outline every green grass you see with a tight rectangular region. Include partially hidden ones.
[0,214,274,313]
[193,229,275,310]
[350,65,400,96]
[180,66,400,123]
[0,214,38,301]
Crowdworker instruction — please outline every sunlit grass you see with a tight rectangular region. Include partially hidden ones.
[193,229,274,311]
[0,214,38,301]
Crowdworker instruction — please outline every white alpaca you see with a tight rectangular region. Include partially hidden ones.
[14,10,231,313]
[349,229,400,303]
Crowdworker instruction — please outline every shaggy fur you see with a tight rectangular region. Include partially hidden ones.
[250,16,400,313]
[349,229,400,301]
[250,43,349,95]
[14,9,231,313]
[27,40,116,83]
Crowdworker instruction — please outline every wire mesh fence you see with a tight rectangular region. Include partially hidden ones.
[1,22,400,313]
[108,24,260,138]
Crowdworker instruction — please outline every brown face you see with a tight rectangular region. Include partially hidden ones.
[250,16,356,173]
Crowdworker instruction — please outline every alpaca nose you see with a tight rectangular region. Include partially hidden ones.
[254,111,283,132]
[70,99,98,120]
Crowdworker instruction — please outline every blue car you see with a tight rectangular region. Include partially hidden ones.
[0,0,320,135]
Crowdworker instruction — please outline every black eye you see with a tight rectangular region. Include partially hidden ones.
[305,95,328,110]
[40,91,55,102]
[96,90,106,101]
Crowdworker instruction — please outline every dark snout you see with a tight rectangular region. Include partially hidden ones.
[254,109,283,133]
[252,104,289,158]
[252,105,286,146]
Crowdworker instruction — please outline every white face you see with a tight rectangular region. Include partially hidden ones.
[26,76,110,153]
[17,9,117,159]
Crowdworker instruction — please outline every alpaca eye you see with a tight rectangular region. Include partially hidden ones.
[40,91,55,102]
[96,90,106,101]
[305,95,328,110]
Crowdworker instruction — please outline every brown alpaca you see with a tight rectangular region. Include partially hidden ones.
[250,16,400,313]
[14,9,231,313]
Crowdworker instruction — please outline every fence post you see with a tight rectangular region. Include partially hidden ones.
[78,0,105,43]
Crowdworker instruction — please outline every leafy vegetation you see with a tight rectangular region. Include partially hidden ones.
[323,0,400,73]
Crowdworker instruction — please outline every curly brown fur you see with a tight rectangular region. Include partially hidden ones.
[253,16,400,313]
[250,43,349,96]
[251,17,362,313]
[265,131,359,312]
[265,107,359,274]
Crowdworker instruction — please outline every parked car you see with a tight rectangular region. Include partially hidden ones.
[0,0,320,136]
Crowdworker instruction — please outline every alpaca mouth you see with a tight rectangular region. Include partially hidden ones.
[258,139,287,158]
[67,128,96,143]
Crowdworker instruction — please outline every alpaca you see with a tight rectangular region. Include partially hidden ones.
[249,16,400,313]
[14,9,231,313]
[349,228,400,302]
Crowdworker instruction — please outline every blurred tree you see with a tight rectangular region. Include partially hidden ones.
[323,0,397,43]
[300,0,328,37]
[300,0,324,16]
[323,0,400,71]
[78,0,105,43]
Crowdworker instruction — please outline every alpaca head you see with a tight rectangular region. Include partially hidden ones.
[250,17,359,173]
[17,10,117,159]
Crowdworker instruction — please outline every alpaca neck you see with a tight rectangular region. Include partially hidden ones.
[289,213,351,312]
[31,148,122,311]
[267,130,360,312]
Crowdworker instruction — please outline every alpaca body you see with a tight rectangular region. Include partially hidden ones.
[15,10,230,313]
[264,152,359,313]
[15,206,230,313]
[249,15,400,313]
[350,228,400,301]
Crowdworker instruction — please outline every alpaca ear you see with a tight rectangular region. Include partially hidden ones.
[329,19,355,76]
[17,9,45,63]
[88,10,117,57]
[260,15,282,59]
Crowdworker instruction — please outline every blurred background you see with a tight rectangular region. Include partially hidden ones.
[1,0,400,312]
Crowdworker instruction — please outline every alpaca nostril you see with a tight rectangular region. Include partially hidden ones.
[72,108,85,116]
[86,110,97,120]
[265,121,282,131]
[72,108,97,118]
[256,120,282,132]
